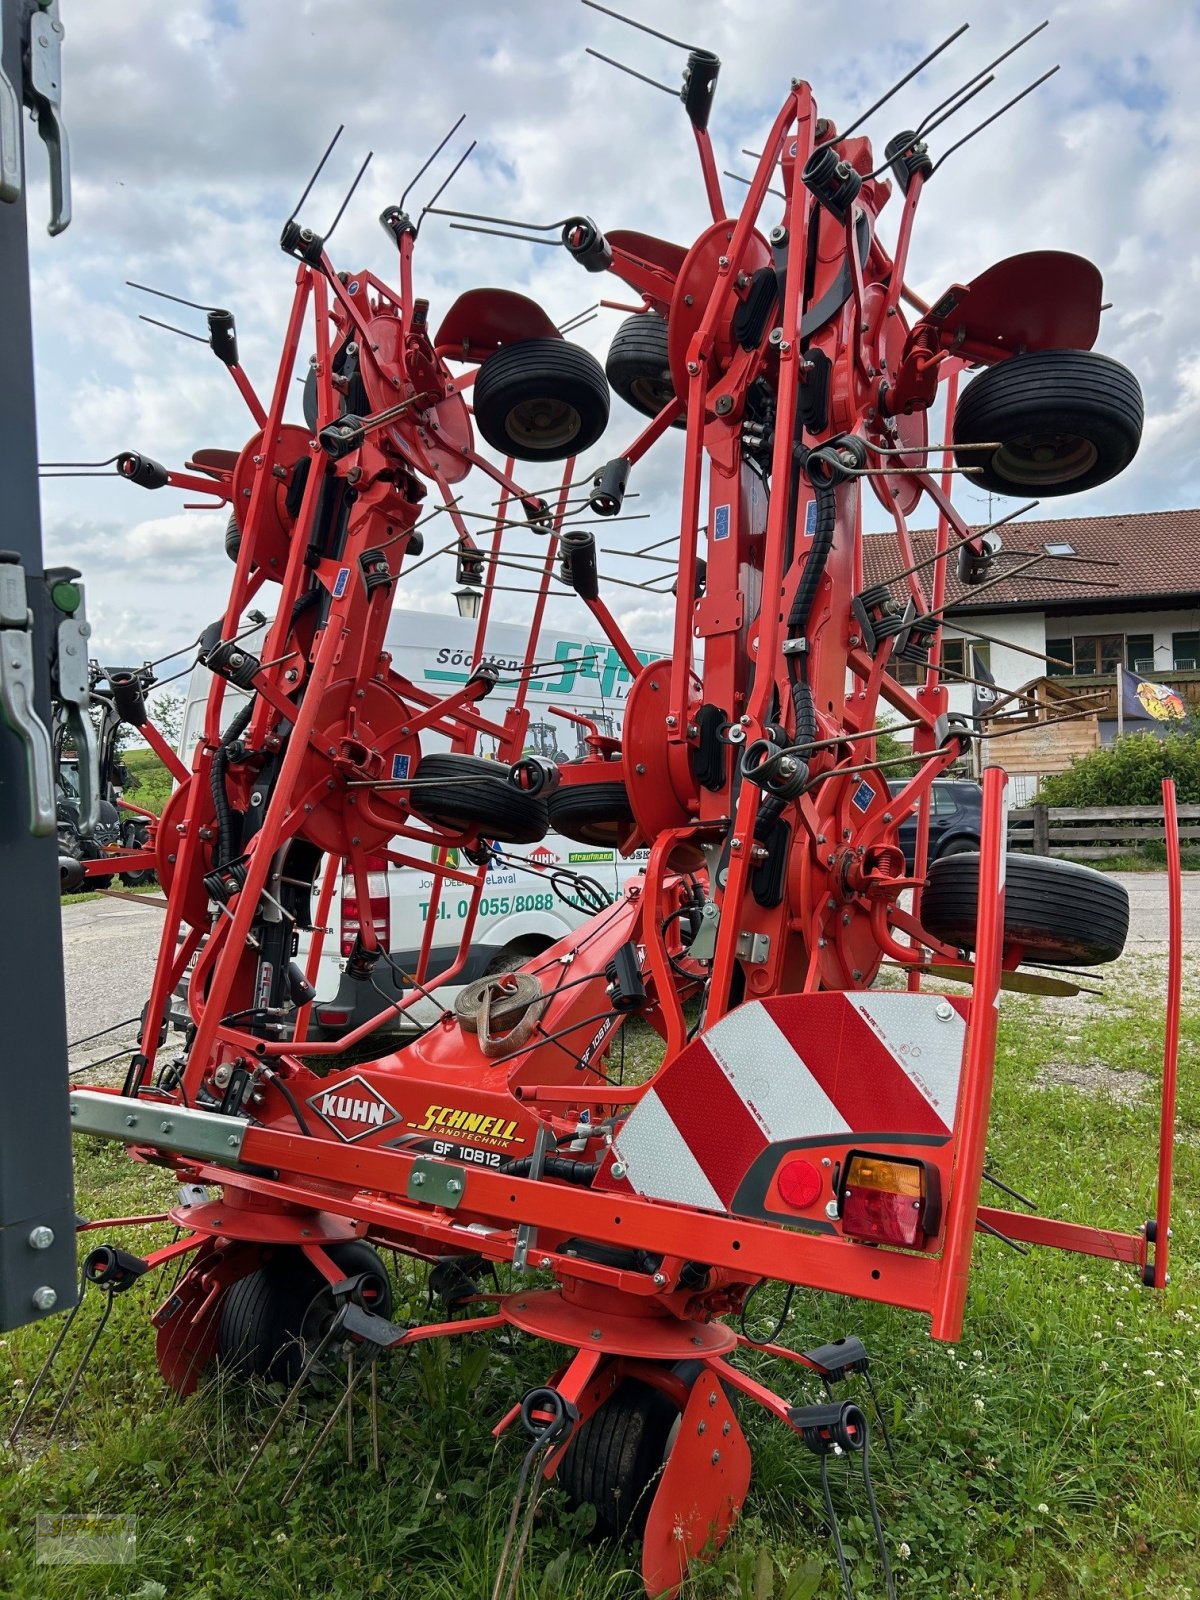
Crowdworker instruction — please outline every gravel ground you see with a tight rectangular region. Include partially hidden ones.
[60,872,1198,1076]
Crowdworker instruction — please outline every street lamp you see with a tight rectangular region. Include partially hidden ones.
[454,585,482,621]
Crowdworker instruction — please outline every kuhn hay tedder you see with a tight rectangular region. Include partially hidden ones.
[30,10,1184,1597]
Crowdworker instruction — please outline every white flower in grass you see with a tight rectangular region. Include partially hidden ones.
[973,1397,985,1412]
[897,1542,912,1561]
[1143,1369,1157,1377]
[1156,1380,1165,1388]
[276,1532,287,1544]
[1037,1503,1049,1514]
[1100,1361,1109,1371]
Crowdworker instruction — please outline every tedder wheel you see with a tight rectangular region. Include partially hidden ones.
[472,338,610,462]
[559,1378,679,1539]
[546,779,635,846]
[921,853,1130,967]
[952,348,1143,496]
[605,313,684,425]
[216,1241,392,1385]
[560,1361,736,1539]
[408,753,549,845]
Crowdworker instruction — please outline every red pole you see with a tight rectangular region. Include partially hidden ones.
[1153,778,1182,1287]
[931,762,1007,1340]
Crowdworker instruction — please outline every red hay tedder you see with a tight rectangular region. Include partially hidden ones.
[28,10,1184,1596]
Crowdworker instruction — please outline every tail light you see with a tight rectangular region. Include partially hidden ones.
[340,852,391,957]
[837,1151,940,1248]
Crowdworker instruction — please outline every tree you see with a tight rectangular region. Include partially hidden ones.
[148,689,186,747]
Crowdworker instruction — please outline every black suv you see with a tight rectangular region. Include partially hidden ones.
[887,778,982,871]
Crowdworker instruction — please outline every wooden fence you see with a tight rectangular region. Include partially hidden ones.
[1008,804,1200,860]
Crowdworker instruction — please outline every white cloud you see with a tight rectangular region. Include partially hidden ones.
[27,0,1199,669]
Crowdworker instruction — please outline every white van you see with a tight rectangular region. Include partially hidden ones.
[178,608,662,1035]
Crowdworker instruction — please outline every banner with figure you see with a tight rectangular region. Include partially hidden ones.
[1120,667,1188,727]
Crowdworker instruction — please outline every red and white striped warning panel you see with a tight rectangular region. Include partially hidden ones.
[599,991,967,1215]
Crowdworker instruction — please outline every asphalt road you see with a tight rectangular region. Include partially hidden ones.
[59,872,1195,1075]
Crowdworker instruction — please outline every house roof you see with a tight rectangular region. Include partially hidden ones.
[861,508,1200,615]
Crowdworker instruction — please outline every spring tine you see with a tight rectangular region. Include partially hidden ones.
[47,1288,115,1437]
[7,1266,88,1443]
[280,1354,374,1506]
[862,1368,896,1464]
[419,140,478,221]
[233,1317,348,1493]
[723,169,786,200]
[917,19,1049,136]
[346,1349,355,1463]
[370,1363,381,1474]
[325,150,374,244]
[138,314,208,343]
[822,23,970,147]
[287,125,344,224]
[448,222,561,247]
[975,1216,1030,1255]
[125,279,220,313]
[933,67,1061,171]
[584,47,678,95]
[399,113,466,212]
[579,0,698,53]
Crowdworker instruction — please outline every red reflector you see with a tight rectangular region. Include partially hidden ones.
[777,1158,823,1210]
[317,1008,350,1027]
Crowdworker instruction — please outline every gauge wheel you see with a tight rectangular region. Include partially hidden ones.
[216,1241,392,1385]
[472,338,610,462]
[921,852,1130,966]
[546,779,635,846]
[952,349,1143,496]
[605,313,684,426]
[407,753,549,845]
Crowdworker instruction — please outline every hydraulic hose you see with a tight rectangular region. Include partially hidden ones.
[210,696,255,868]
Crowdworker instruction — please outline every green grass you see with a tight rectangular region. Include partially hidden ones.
[2,958,1196,1599]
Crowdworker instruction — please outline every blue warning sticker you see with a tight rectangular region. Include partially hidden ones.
[391,753,411,780]
[713,503,731,541]
[332,566,351,598]
[804,500,818,537]
[851,779,875,813]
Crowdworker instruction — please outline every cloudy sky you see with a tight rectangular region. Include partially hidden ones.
[26,0,1198,686]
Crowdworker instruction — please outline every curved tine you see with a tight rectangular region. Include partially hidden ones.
[287,125,344,224]
[417,140,478,224]
[579,0,698,53]
[125,280,219,313]
[933,67,1060,172]
[915,20,1049,136]
[818,23,970,148]
[47,1288,116,1437]
[399,113,466,213]
[324,151,373,244]
[7,1265,89,1443]
[584,47,677,95]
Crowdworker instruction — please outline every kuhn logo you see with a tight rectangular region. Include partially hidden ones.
[527,844,558,866]
[307,1074,401,1142]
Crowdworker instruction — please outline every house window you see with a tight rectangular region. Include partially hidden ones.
[1073,633,1123,675]
[1046,637,1073,677]
[1173,631,1200,671]
[889,637,987,685]
[1043,541,1076,556]
[1126,634,1155,674]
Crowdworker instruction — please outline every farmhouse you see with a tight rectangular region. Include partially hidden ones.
[862,508,1200,800]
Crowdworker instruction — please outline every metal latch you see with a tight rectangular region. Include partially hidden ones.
[0,556,55,835]
[48,568,97,831]
[685,899,721,962]
[0,0,71,234]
